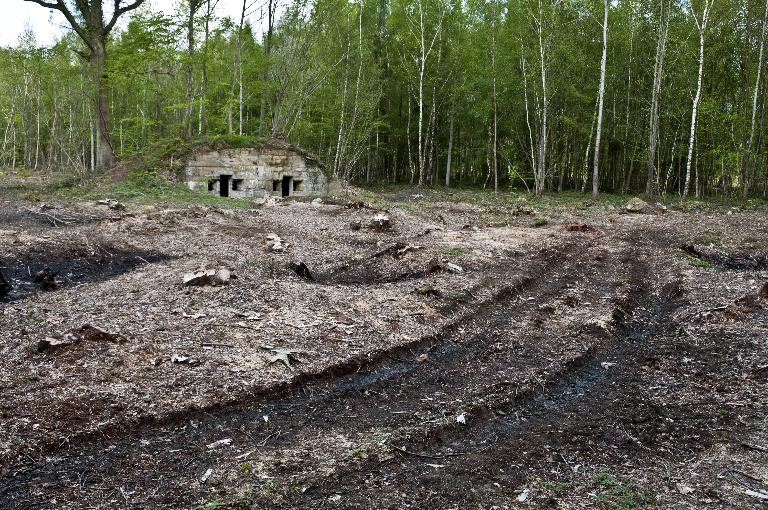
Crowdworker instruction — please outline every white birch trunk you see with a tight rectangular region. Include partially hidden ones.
[446,97,454,187]
[646,0,669,196]
[742,0,768,198]
[682,0,711,201]
[492,0,498,193]
[592,0,608,198]
[521,55,537,184]
[536,0,548,195]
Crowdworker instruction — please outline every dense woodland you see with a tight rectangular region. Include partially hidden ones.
[2,0,768,198]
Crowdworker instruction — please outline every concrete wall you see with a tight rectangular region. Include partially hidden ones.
[185,146,330,199]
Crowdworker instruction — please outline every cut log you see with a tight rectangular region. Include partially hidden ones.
[37,324,127,353]
[369,213,392,231]
[289,262,314,281]
[33,267,59,291]
[183,268,231,286]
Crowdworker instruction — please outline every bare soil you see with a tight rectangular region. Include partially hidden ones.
[0,188,766,509]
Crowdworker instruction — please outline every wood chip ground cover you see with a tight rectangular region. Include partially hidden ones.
[0,191,766,509]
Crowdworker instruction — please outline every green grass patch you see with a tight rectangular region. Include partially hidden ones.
[93,169,252,208]
[540,480,571,497]
[443,246,468,256]
[593,471,655,510]
[195,501,223,510]
[687,233,722,247]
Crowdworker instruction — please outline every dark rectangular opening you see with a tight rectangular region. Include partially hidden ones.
[293,180,304,192]
[273,180,280,192]
[232,179,244,191]
[219,175,231,197]
[207,179,216,192]
[281,176,292,197]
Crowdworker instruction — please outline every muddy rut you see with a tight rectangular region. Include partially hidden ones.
[0,232,687,509]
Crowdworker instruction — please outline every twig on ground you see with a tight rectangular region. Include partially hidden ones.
[391,445,468,459]
[24,208,77,226]
[202,342,235,348]
[740,442,768,453]
[207,323,261,331]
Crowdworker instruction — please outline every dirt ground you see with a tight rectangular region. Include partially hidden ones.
[0,185,766,509]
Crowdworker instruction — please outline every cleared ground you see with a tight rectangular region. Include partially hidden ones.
[0,184,766,509]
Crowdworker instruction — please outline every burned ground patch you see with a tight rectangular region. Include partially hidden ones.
[311,259,432,285]
[0,241,171,303]
[681,243,768,270]
[0,205,111,229]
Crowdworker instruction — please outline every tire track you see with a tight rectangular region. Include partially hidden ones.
[0,240,592,509]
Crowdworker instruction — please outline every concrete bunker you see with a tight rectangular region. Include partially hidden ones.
[185,142,334,199]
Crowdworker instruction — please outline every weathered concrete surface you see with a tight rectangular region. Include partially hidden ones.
[185,144,334,199]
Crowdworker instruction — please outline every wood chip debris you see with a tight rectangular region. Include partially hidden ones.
[206,438,233,450]
[38,325,127,353]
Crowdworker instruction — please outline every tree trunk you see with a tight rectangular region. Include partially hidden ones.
[237,0,246,136]
[491,0,499,193]
[741,0,768,199]
[259,0,275,138]
[646,0,669,196]
[183,0,199,138]
[446,98,454,187]
[592,0,608,198]
[521,54,537,188]
[91,41,114,169]
[683,0,710,202]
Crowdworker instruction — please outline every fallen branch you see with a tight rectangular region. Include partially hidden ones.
[24,208,77,226]
[391,446,468,459]
[206,323,261,331]
[740,442,768,453]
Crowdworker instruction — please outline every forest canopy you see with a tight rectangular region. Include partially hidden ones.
[2,0,768,199]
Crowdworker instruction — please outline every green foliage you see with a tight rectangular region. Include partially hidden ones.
[97,169,250,207]
[4,0,768,199]
[593,471,655,510]
[195,501,223,510]
[687,257,715,269]
[687,233,722,247]
[540,480,570,497]
[443,247,468,256]
[532,218,548,227]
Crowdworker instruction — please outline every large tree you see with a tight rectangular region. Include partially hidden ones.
[23,0,147,169]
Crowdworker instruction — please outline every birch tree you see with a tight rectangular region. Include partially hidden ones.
[682,0,711,202]
[646,0,669,197]
[410,0,445,185]
[592,0,608,198]
[741,0,768,199]
[529,0,550,195]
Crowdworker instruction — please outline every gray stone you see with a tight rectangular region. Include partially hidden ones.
[625,197,650,213]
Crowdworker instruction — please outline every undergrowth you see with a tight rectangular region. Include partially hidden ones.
[593,471,655,510]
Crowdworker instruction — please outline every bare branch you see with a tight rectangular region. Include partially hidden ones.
[23,0,59,8]
[106,0,147,32]
[23,0,93,50]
